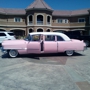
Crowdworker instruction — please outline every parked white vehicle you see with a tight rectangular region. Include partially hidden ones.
[0,32,16,45]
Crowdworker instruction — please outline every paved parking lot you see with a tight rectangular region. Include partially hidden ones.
[0,48,90,90]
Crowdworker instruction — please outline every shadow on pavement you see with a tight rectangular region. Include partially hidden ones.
[1,52,85,59]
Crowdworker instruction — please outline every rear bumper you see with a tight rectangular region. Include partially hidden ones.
[83,46,87,51]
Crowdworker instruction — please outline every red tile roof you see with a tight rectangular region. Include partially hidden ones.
[26,0,53,11]
[0,0,89,16]
[0,8,26,15]
[0,8,6,14]
[0,8,89,16]
[52,10,71,16]
[71,9,89,16]
[52,9,89,16]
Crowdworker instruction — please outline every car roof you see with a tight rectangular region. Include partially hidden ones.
[29,32,71,41]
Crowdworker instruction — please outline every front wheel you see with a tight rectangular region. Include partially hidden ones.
[8,50,18,58]
[65,50,74,56]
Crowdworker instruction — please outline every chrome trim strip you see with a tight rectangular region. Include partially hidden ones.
[27,49,39,50]
[3,48,39,50]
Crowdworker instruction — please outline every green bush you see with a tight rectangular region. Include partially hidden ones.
[16,36,26,39]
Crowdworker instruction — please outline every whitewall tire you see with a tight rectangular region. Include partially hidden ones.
[8,50,18,58]
[65,50,74,56]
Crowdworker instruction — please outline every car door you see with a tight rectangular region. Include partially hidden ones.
[57,35,71,52]
[44,35,57,53]
[27,34,41,54]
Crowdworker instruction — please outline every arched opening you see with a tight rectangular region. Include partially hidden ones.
[37,29,43,32]
[10,30,25,38]
[29,15,33,25]
[0,29,6,31]
[47,29,50,32]
[47,16,50,25]
[29,29,33,33]
[37,15,43,25]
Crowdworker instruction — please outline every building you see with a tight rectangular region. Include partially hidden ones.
[0,0,90,37]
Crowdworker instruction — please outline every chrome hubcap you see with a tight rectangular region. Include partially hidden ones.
[66,50,73,56]
[9,50,18,57]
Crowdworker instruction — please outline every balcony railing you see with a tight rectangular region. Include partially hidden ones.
[37,21,43,25]
[0,21,26,26]
[47,22,51,25]
[52,22,86,27]
[29,21,33,25]
[70,22,86,27]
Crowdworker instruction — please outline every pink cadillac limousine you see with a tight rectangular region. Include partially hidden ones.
[1,32,87,58]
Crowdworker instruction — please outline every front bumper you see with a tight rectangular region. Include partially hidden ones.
[1,47,7,54]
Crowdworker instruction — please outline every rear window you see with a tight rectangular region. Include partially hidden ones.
[8,33,15,36]
[57,36,64,41]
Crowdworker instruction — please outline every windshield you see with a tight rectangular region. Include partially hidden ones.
[24,34,31,41]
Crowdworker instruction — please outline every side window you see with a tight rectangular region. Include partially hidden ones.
[0,33,6,36]
[45,35,55,41]
[32,34,40,41]
[14,17,22,22]
[57,36,64,41]
[25,34,31,41]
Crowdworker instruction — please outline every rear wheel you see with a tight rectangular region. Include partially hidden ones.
[8,50,18,58]
[65,50,74,56]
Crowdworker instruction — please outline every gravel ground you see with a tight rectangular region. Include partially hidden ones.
[0,48,90,90]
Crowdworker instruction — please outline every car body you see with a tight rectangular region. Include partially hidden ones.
[0,31,16,45]
[1,32,86,58]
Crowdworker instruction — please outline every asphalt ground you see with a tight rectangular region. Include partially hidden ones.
[0,48,90,90]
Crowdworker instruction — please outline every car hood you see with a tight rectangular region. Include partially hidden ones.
[2,39,28,46]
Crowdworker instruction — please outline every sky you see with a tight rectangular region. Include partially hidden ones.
[0,0,90,10]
